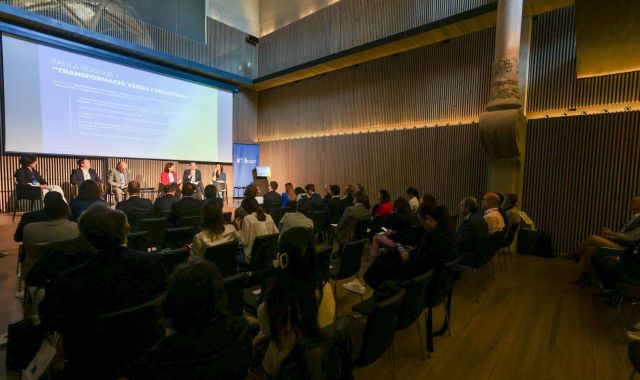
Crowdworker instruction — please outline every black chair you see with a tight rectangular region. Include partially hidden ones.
[127,212,154,233]
[315,246,333,283]
[127,231,148,252]
[249,233,280,272]
[272,208,288,227]
[498,222,520,272]
[309,211,328,244]
[154,247,190,279]
[330,238,367,299]
[204,241,241,278]
[176,215,201,232]
[163,226,195,249]
[353,289,406,379]
[425,258,461,353]
[353,219,370,241]
[157,210,172,220]
[352,269,435,361]
[224,272,251,316]
[13,184,43,221]
[223,212,232,224]
[138,218,169,250]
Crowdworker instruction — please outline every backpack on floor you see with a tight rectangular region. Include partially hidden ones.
[535,231,556,258]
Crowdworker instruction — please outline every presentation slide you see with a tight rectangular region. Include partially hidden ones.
[2,34,233,162]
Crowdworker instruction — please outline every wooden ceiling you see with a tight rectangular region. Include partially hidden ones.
[247,0,574,91]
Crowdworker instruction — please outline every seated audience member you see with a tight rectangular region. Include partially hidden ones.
[170,183,203,223]
[295,186,308,201]
[406,187,420,213]
[326,185,344,225]
[160,162,182,189]
[182,162,204,199]
[263,181,282,216]
[322,185,332,208]
[202,184,223,208]
[364,205,456,293]
[70,158,102,187]
[337,191,371,244]
[281,182,296,208]
[420,193,438,209]
[568,195,640,283]
[305,183,323,207]
[354,183,371,209]
[481,192,506,236]
[239,198,278,264]
[373,189,394,218]
[107,161,133,203]
[234,183,258,221]
[502,193,522,226]
[39,205,165,379]
[369,197,419,259]
[255,229,341,378]
[116,181,154,216]
[24,195,78,245]
[70,180,107,221]
[14,192,61,242]
[128,261,252,380]
[154,183,180,214]
[212,163,227,196]
[279,197,314,235]
[15,154,66,202]
[191,202,239,259]
[456,196,488,255]
[342,184,355,209]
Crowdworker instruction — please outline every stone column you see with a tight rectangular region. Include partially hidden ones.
[479,0,527,197]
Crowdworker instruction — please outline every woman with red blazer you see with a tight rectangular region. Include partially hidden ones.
[160,162,182,189]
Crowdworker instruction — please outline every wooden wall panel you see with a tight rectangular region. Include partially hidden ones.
[233,89,258,143]
[258,28,494,138]
[527,6,640,112]
[260,123,487,217]
[0,154,233,213]
[522,112,640,252]
[258,0,496,76]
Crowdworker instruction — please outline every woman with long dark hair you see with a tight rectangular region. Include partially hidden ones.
[191,202,239,259]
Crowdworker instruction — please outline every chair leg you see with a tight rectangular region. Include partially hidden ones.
[426,308,434,353]
[416,316,426,361]
[12,197,18,221]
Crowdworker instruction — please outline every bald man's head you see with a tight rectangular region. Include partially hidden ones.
[482,192,501,209]
[631,195,640,214]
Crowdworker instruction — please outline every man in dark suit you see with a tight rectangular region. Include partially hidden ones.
[154,183,180,214]
[263,181,282,217]
[203,184,224,208]
[170,183,202,224]
[337,192,371,244]
[326,185,345,225]
[342,184,355,210]
[115,180,153,216]
[70,158,102,187]
[456,196,488,255]
[38,205,165,379]
[182,162,204,199]
[305,183,325,212]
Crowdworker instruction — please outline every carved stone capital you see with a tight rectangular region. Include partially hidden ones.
[487,57,521,111]
[479,108,526,160]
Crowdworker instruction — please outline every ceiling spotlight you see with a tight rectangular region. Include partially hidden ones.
[625,106,631,111]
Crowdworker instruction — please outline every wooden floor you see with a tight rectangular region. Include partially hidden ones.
[0,211,632,379]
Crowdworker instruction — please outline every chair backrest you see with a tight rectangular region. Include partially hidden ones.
[502,222,521,247]
[397,269,435,330]
[425,258,460,308]
[204,240,240,278]
[353,219,370,241]
[250,233,280,271]
[223,272,250,316]
[163,226,194,249]
[309,212,328,235]
[176,215,201,232]
[127,212,154,233]
[138,218,169,249]
[127,231,148,252]
[223,212,232,224]
[22,242,50,281]
[15,184,43,200]
[315,247,332,283]
[154,247,190,278]
[157,209,172,220]
[354,289,406,368]
[333,238,366,280]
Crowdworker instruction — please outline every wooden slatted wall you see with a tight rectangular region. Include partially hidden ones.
[260,124,487,215]
[523,113,640,252]
[258,0,496,76]
[527,6,640,112]
[258,28,495,138]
